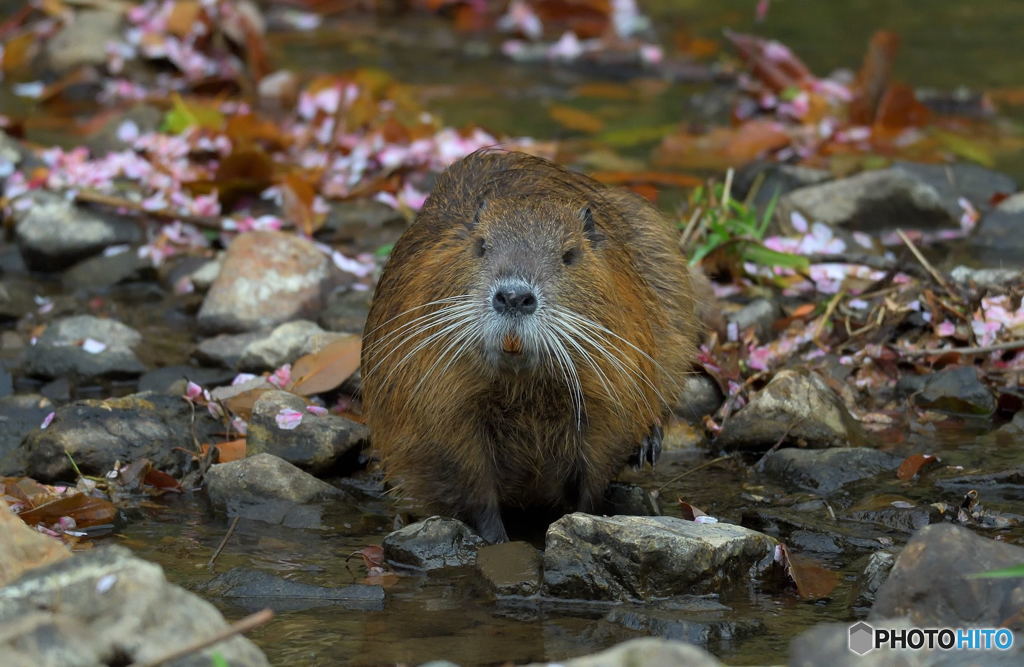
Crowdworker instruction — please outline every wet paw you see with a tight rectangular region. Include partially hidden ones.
[629,423,663,470]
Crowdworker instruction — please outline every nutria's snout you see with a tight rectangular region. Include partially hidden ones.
[491,279,538,317]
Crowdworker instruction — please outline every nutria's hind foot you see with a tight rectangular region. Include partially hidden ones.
[629,423,663,470]
[471,505,509,543]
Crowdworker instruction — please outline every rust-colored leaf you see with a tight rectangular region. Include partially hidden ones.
[776,542,839,600]
[725,120,791,162]
[897,453,940,481]
[790,303,816,318]
[548,104,606,134]
[725,30,814,94]
[19,494,117,529]
[849,31,901,125]
[226,113,287,149]
[590,170,703,188]
[677,499,709,521]
[166,1,203,38]
[281,172,323,236]
[288,335,362,396]
[571,82,637,100]
[1,31,37,74]
[2,477,54,509]
[874,82,931,131]
[222,387,273,421]
[144,468,182,492]
[215,438,247,463]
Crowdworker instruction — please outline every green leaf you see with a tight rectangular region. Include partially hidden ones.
[374,243,394,258]
[967,563,1024,579]
[163,94,225,134]
[757,189,781,238]
[934,130,995,167]
[597,123,677,148]
[741,243,810,271]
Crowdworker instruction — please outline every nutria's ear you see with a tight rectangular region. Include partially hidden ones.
[471,198,487,228]
[580,206,604,244]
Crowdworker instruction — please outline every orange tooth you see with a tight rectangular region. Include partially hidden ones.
[502,333,523,354]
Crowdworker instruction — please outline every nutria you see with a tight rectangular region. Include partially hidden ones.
[361,149,699,543]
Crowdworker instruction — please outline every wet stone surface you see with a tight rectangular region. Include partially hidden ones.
[21,315,146,380]
[383,516,486,570]
[761,447,902,494]
[203,567,385,613]
[477,541,543,597]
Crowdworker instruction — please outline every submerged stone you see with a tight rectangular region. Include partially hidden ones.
[761,447,901,494]
[203,567,384,612]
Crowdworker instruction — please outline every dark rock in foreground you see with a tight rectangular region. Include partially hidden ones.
[476,541,542,596]
[872,523,1024,628]
[716,369,866,451]
[203,567,384,612]
[0,394,53,476]
[383,516,485,570]
[762,447,901,494]
[21,392,219,481]
[909,366,996,415]
[22,315,146,380]
[0,545,268,666]
[543,514,777,601]
[526,637,724,667]
[605,605,764,652]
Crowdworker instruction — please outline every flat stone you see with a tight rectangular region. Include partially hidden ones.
[716,368,867,451]
[0,499,71,587]
[727,297,782,342]
[383,516,485,570]
[246,390,368,473]
[21,315,145,380]
[0,394,53,476]
[476,541,542,596]
[21,392,222,481]
[197,231,335,334]
[194,331,264,369]
[202,567,384,612]
[762,447,901,494]
[0,279,36,322]
[0,545,268,666]
[13,191,141,271]
[137,365,236,395]
[605,607,764,652]
[62,249,152,291]
[206,453,341,510]
[912,366,996,415]
[525,637,724,667]
[45,9,123,71]
[542,514,777,601]
[872,523,1024,627]
[239,320,328,371]
[319,288,373,333]
[893,160,1017,218]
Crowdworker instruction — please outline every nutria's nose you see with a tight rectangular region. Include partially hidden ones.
[492,281,537,316]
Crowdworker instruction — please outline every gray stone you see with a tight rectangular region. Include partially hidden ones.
[194,331,264,369]
[969,204,1024,267]
[847,500,942,534]
[526,637,724,667]
[45,10,123,71]
[604,607,764,651]
[137,365,236,395]
[202,567,384,612]
[206,453,341,511]
[383,516,485,570]
[741,507,895,553]
[0,395,53,476]
[733,160,832,218]
[0,545,268,666]
[912,366,996,415]
[872,523,1024,627]
[20,392,221,481]
[476,541,542,596]
[542,514,777,601]
[716,368,867,451]
[727,297,782,342]
[762,447,901,494]
[197,231,336,334]
[62,249,152,290]
[319,288,373,333]
[893,160,1017,217]
[318,198,405,251]
[950,265,1022,289]
[602,481,660,516]
[246,390,367,473]
[239,320,327,371]
[21,315,145,380]
[13,191,141,271]
[673,374,723,424]
[852,549,898,609]
[0,279,36,322]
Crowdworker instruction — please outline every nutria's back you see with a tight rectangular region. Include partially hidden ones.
[362,150,698,542]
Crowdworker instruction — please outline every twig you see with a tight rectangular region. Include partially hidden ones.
[895,229,955,296]
[655,454,735,494]
[754,417,806,472]
[899,339,1024,357]
[678,205,704,251]
[75,189,225,231]
[813,285,847,342]
[207,515,240,569]
[131,608,273,667]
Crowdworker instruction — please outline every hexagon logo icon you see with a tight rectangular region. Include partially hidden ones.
[848,621,876,656]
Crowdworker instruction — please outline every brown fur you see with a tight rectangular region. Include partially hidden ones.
[361,150,699,542]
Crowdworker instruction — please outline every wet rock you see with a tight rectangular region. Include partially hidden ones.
[206,453,341,513]
[762,447,901,494]
[318,199,406,250]
[0,545,268,666]
[893,161,1017,217]
[0,279,36,322]
[13,191,141,271]
[45,9,123,71]
[727,297,782,342]
[0,499,71,587]
[950,265,1023,290]
[197,231,336,334]
[673,374,723,424]
[194,331,264,368]
[0,394,52,476]
[716,368,866,451]
[542,514,777,601]
[0,366,11,398]
[873,523,1024,627]
[319,288,373,333]
[383,516,485,570]
[733,160,831,217]
[21,315,145,380]
[137,364,236,395]
[246,391,367,473]
[21,392,220,481]
[909,366,996,415]
[62,248,153,291]
[602,482,660,516]
[527,637,724,667]
[741,507,896,553]
[239,320,328,370]
[847,497,942,533]
[477,541,542,596]
[936,466,1024,495]
[203,567,384,612]
[852,549,898,609]
[605,606,764,651]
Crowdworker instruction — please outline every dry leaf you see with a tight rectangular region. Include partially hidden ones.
[896,453,940,481]
[288,336,361,396]
[548,104,606,134]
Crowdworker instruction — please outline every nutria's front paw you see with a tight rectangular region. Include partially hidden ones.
[629,423,663,470]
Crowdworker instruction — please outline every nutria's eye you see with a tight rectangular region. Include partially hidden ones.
[475,237,487,257]
[562,247,581,266]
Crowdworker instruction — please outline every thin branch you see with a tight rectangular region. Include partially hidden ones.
[75,189,225,231]
[899,339,1024,357]
[207,515,240,569]
[895,228,955,296]
[131,608,273,667]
